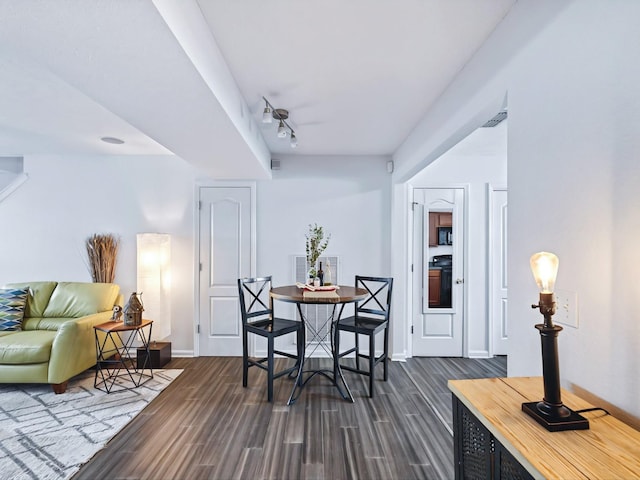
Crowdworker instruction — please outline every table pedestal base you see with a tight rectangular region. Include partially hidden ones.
[287,305,354,405]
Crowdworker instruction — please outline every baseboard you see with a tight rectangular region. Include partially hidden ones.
[172,350,194,357]
[468,350,490,359]
[391,352,407,362]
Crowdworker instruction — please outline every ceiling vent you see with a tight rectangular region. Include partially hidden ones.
[482,110,508,128]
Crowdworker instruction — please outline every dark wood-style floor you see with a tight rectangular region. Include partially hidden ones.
[73,356,506,480]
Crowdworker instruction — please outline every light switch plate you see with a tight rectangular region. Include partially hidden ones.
[554,289,578,328]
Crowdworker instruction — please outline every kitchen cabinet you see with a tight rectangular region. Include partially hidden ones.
[428,212,453,246]
[428,269,441,306]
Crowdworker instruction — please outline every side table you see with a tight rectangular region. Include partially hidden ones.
[94,319,154,393]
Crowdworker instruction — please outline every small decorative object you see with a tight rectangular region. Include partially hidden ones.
[123,292,144,326]
[325,259,333,286]
[305,223,331,279]
[111,305,123,322]
[85,233,120,283]
[522,252,589,432]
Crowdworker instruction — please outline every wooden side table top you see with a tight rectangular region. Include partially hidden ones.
[94,319,153,333]
[449,377,640,480]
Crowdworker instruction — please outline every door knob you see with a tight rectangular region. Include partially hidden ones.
[456,278,464,284]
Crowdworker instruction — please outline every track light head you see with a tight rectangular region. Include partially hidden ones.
[262,104,272,123]
[277,120,288,138]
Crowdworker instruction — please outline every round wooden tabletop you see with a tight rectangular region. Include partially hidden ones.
[270,285,368,304]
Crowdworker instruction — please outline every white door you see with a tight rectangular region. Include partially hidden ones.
[489,187,508,355]
[412,187,465,356]
[198,186,253,356]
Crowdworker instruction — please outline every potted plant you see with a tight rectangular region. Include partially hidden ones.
[305,223,330,280]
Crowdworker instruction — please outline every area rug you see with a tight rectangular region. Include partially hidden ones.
[0,369,182,480]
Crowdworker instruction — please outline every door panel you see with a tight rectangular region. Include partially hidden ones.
[413,187,465,357]
[198,186,252,356]
[490,187,508,355]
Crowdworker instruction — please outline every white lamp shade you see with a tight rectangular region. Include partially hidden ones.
[137,233,171,341]
[530,251,559,293]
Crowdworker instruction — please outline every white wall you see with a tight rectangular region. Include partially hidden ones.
[394,0,640,421]
[410,122,507,357]
[0,152,393,358]
[507,0,640,420]
[0,154,200,355]
[256,154,392,320]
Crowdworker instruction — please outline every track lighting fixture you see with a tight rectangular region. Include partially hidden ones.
[261,96,298,148]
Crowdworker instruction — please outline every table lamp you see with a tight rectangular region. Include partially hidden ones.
[521,251,589,431]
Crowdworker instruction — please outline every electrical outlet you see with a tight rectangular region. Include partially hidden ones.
[554,289,578,328]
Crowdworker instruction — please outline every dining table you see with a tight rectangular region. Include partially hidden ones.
[270,284,368,405]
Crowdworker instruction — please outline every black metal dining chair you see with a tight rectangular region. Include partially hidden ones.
[237,276,304,402]
[335,276,393,398]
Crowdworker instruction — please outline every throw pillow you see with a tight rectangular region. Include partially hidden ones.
[0,287,29,331]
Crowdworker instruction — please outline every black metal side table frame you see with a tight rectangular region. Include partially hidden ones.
[94,319,154,393]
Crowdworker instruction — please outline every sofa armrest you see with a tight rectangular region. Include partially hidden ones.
[47,311,118,384]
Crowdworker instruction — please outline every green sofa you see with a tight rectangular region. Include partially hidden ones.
[0,281,120,393]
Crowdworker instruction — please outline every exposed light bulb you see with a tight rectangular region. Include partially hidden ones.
[262,105,272,123]
[290,133,298,148]
[277,120,287,138]
[530,252,559,293]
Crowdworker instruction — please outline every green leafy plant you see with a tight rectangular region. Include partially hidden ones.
[305,223,330,278]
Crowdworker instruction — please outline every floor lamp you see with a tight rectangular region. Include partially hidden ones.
[136,233,171,342]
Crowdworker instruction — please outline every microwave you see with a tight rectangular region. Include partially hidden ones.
[437,227,452,245]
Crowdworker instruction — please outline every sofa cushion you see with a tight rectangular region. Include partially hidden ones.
[32,317,77,332]
[43,282,119,318]
[0,288,29,331]
[0,330,56,364]
[4,282,58,318]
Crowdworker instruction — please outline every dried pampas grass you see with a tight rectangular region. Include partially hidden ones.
[85,233,120,283]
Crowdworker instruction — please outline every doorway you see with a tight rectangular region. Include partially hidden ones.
[412,187,466,356]
[196,184,255,356]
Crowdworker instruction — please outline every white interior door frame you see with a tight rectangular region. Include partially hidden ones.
[488,184,508,356]
[410,184,469,357]
[193,180,256,357]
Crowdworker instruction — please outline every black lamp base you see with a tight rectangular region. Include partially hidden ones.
[522,401,589,432]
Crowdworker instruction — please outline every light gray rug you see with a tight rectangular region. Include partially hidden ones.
[0,369,182,480]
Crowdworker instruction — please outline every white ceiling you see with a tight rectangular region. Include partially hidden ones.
[0,0,515,177]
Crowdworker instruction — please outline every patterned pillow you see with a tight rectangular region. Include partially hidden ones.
[0,288,29,331]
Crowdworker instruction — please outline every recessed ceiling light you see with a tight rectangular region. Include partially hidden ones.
[101,136,125,144]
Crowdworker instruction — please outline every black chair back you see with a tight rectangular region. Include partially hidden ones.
[355,276,393,322]
[237,276,273,325]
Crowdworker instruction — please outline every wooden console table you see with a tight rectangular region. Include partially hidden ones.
[449,377,640,479]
